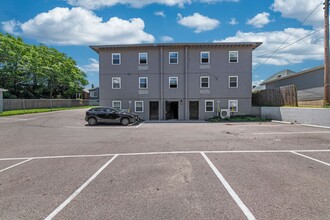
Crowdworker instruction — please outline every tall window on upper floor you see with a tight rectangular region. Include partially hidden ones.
[112,53,121,65]
[228,100,238,112]
[169,52,178,64]
[200,51,210,64]
[169,77,178,88]
[112,77,121,89]
[229,51,238,63]
[139,77,148,89]
[229,76,238,88]
[139,53,148,65]
[200,76,210,88]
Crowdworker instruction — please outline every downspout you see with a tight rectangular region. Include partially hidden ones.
[185,46,188,120]
[160,46,164,120]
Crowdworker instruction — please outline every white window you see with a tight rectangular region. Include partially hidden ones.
[229,51,238,63]
[228,100,238,112]
[112,101,121,110]
[139,77,148,89]
[169,52,178,64]
[112,53,121,65]
[229,76,238,88]
[139,53,148,65]
[200,76,210,88]
[90,91,98,98]
[135,101,144,112]
[200,51,210,64]
[169,77,178,88]
[112,77,121,89]
[205,100,214,112]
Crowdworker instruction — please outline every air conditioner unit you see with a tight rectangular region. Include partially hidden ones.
[220,109,230,119]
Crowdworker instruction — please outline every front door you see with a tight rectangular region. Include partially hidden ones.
[189,101,199,120]
[165,101,179,120]
[149,101,159,120]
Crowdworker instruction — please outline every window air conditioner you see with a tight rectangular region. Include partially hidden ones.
[220,109,230,119]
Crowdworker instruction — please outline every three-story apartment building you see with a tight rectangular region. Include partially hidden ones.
[90,42,261,120]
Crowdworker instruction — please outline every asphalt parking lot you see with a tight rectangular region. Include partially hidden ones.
[0,109,330,220]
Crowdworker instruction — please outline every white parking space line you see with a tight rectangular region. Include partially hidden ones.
[201,152,256,220]
[0,118,36,123]
[1,150,330,161]
[0,158,33,174]
[45,155,118,220]
[253,131,330,135]
[291,151,330,167]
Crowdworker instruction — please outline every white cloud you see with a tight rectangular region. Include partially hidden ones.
[154,11,166,17]
[252,79,264,86]
[229,17,238,25]
[1,20,21,35]
[160,36,174,42]
[215,28,323,66]
[272,0,323,28]
[177,13,220,33]
[1,7,154,45]
[66,0,191,9]
[79,58,99,72]
[246,12,271,28]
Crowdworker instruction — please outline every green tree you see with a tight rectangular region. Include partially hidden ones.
[0,33,88,98]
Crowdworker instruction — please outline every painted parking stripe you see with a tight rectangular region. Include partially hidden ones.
[201,152,256,220]
[291,151,330,167]
[253,131,330,135]
[0,158,33,174]
[1,149,330,161]
[45,155,118,220]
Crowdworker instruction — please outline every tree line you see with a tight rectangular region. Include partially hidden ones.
[0,33,88,99]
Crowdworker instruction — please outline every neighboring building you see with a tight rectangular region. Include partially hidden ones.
[261,66,324,106]
[89,87,99,100]
[91,42,262,120]
[0,88,7,113]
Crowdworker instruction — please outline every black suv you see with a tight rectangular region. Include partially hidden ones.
[85,107,139,126]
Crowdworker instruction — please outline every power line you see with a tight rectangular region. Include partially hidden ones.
[253,1,324,72]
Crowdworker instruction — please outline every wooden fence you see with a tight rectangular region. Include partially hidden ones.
[252,85,298,106]
[3,99,99,111]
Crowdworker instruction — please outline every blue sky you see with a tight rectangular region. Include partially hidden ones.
[0,0,325,88]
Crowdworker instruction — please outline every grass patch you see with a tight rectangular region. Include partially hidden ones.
[0,106,94,117]
[206,115,268,122]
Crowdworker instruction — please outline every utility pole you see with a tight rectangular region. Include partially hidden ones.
[324,0,330,105]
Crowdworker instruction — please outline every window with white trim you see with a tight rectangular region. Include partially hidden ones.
[205,100,214,112]
[112,53,121,65]
[169,52,178,64]
[139,53,148,65]
[139,77,148,89]
[169,77,178,88]
[228,100,238,112]
[112,77,121,89]
[135,101,144,112]
[112,101,121,110]
[200,76,210,88]
[229,76,238,88]
[229,51,238,63]
[200,51,210,64]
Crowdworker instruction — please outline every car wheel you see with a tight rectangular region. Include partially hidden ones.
[88,117,97,126]
[121,117,130,126]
